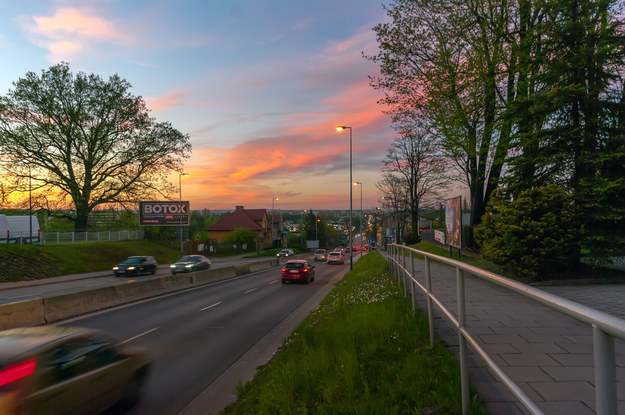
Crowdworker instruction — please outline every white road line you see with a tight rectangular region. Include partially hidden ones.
[8,293,42,300]
[243,288,257,294]
[118,327,160,345]
[86,282,108,287]
[200,302,222,311]
[268,280,279,285]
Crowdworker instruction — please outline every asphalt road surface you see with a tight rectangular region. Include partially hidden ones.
[59,260,349,415]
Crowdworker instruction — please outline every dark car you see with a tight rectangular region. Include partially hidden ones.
[170,255,211,274]
[281,260,315,284]
[113,256,158,277]
[0,326,150,415]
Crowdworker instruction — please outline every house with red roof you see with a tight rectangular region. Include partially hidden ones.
[206,206,280,249]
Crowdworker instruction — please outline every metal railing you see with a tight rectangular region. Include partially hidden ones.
[387,243,625,415]
[40,229,145,245]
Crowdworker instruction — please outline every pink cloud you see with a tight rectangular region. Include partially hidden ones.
[18,7,129,61]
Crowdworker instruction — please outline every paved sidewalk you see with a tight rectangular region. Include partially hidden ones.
[388,254,625,415]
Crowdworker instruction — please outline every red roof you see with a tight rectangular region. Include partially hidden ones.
[206,208,265,232]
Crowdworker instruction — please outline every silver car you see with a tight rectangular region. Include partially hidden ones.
[313,249,327,261]
[327,251,345,265]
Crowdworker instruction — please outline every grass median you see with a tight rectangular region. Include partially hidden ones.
[221,251,487,415]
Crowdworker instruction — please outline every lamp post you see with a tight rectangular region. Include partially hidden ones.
[179,172,188,256]
[29,165,32,244]
[353,181,362,258]
[316,218,320,241]
[336,126,353,270]
[271,197,279,248]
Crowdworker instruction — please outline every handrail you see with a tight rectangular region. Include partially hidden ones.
[387,243,624,415]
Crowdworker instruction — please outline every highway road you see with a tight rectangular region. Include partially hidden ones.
[0,254,280,305]
[57,259,349,415]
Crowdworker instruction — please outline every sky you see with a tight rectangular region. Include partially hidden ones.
[0,0,408,212]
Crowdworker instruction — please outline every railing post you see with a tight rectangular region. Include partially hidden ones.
[457,267,469,415]
[593,324,617,415]
[425,256,434,346]
[402,248,408,297]
[410,250,416,314]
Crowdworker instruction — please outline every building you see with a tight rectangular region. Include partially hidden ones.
[205,206,271,249]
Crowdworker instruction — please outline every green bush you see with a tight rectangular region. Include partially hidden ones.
[475,184,580,281]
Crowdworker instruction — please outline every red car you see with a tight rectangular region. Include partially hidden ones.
[281,260,315,284]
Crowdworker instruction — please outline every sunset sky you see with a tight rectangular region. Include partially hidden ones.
[0,1,440,211]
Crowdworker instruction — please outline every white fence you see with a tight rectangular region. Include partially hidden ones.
[1,229,144,245]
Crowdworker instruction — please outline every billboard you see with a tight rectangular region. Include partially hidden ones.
[139,201,190,226]
[445,196,462,249]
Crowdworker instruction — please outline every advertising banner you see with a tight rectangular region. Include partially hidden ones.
[445,196,462,249]
[139,201,190,226]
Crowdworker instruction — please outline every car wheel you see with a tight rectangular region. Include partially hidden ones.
[120,371,147,408]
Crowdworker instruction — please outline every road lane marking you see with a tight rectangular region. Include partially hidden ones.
[268,280,279,285]
[243,288,258,294]
[8,293,43,300]
[86,282,108,287]
[118,327,160,345]
[200,302,222,311]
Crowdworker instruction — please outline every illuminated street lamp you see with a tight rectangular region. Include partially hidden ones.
[353,181,362,258]
[179,172,189,256]
[336,125,353,270]
[271,196,279,248]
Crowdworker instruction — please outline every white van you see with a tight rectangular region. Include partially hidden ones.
[0,215,40,243]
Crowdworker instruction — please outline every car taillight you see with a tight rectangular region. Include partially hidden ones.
[281,268,287,272]
[303,268,308,272]
[0,359,36,387]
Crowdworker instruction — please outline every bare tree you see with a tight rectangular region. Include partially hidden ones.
[376,172,409,243]
[383,119,449,233]
[0,62,191,230]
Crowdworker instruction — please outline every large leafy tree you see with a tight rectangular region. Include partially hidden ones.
[0,62,191,231]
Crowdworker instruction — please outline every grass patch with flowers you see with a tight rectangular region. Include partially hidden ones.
[221,252,487,415]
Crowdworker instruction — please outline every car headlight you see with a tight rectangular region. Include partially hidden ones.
[113,266,119,270]
[185,264,194,268]
[128,266,136,270]
[170,264,176,268]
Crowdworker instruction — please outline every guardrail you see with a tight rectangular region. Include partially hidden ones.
[387,243,625,415]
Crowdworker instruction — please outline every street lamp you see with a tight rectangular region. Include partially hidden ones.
[353,181,362,258]
[316,218,320,241]
[271,196,279,248]
[179,172,189,256]
[336,126,353,270]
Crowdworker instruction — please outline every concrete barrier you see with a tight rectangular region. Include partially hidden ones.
[1,257,280,329]
[44,286,119,323]
[0,299,45,330]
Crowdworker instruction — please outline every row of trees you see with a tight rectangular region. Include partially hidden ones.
[368,0,625,269]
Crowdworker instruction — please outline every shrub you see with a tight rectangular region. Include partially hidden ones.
[475,184,580,281]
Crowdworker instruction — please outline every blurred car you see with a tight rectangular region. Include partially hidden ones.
[276,249,295,257]
[343,247,351,253]
[170,255,211,274]
[313,249,327,262]
[112,256,157,277]
[327,251,345,265]
[0,325,150,415]
[281,260,315,284]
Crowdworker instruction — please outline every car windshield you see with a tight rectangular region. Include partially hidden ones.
[315,250,325,254]
[123,257,143,264]
[178,256,197,262]
[285,262,304,269]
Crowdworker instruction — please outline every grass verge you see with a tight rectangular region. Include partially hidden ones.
[0,240,181,281]
[222,252,487,415]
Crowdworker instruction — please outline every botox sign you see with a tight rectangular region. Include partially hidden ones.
[139,201,190,226]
